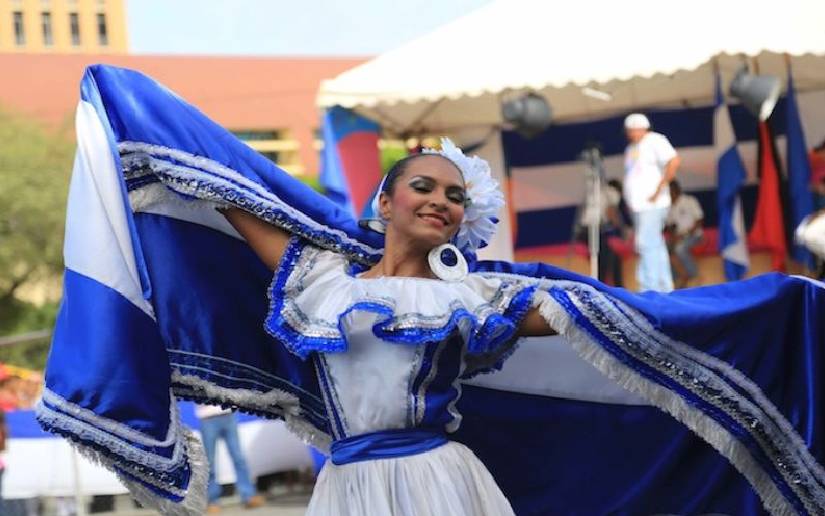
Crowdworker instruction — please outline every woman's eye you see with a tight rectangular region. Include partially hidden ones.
[448,193,466,204]
[410,182,432,192]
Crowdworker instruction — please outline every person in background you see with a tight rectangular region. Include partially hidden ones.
[623,113,681,292]
[578,179,624,286]
[666,181,704,288]
[810,139,825,210]
[607,178,633,231]
[196,405,265,513]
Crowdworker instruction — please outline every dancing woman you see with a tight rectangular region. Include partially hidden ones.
[37,65,825,515]
[220,145,557,514]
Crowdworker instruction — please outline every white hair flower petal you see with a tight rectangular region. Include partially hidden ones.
[424,138,505,251]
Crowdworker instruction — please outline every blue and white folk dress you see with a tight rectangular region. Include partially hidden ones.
[37,65,825,516]
[265,238,538,515]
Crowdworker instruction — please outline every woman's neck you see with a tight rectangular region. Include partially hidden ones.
[363,238,434,279]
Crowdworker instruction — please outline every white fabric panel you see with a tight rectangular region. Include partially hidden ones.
[65,102,154,318]
[323,312,418,436]
[128,182,244,240]
[466,335,648,406]
[1,420,312,499]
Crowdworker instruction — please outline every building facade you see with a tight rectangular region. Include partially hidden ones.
[0,53,365,175]
[0,2,366,176]
[0,0,127,53]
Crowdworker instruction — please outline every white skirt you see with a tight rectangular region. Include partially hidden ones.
[306,441,516,516]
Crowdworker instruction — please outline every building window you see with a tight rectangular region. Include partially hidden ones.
[96,13,108,46]
[232,130,282,141]
[41,12,53,46]
[13,12,25,46]
[69,12,81,45]
[260,151,280,164]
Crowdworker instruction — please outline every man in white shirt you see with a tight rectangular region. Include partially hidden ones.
[666,181,704,288]
[623,113,681,291]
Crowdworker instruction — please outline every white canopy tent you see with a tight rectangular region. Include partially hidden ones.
[318,0,825,133]
[318,0,825,260]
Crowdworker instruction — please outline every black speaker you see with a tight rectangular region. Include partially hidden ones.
[502,92,552,138]
[729,66,781,121]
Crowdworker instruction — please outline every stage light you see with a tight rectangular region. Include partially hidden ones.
[729,66,781,121]
[502,92,552,138]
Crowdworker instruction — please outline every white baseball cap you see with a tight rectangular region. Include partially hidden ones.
[624,113,650,130]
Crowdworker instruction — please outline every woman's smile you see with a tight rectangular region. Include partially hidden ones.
[417,212,450,227]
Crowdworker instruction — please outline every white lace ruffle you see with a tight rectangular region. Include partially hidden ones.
[171,370,332,451]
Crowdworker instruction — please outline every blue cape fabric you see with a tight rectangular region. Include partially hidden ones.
[38,64,825,515]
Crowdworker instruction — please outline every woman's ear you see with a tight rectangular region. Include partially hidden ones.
[378,192,391,221]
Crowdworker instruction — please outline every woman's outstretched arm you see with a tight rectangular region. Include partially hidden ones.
[221,207,291,270]
[517,308,558,337]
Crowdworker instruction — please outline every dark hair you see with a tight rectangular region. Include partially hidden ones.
[670,179,682,192]
[381,153,463,196]
[815,138,825,153]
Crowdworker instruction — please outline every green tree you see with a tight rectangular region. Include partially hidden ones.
[381,145,408,174]
[0,108,73,310]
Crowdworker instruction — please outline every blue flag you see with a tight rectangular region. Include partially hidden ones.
[785,69,816,269]
[715,76,749,281]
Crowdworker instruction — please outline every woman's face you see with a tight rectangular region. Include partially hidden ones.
[380,155,466,250]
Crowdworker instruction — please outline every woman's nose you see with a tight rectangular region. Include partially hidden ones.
[429,197,448,211]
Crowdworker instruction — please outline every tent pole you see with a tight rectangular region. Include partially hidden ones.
[583,145,604,279]
[70,447,87,516]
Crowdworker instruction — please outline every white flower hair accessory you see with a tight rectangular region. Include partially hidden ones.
[365,138,505,251]
[424,138,505,251]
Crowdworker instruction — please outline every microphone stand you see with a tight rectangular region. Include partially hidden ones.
[581,145,605,280]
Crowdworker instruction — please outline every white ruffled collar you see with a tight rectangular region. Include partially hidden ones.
[264,239,537,360]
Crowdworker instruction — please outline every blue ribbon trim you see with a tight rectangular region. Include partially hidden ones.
[330,428,448,466]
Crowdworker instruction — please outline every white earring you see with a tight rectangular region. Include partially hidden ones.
[428,243,468,282]
[358,218,386,234]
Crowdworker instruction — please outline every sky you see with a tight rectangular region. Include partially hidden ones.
[127,0,493,56]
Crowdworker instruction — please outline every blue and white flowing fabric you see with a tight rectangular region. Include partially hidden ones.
[38,65,825,516]
[715,77,750,282]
